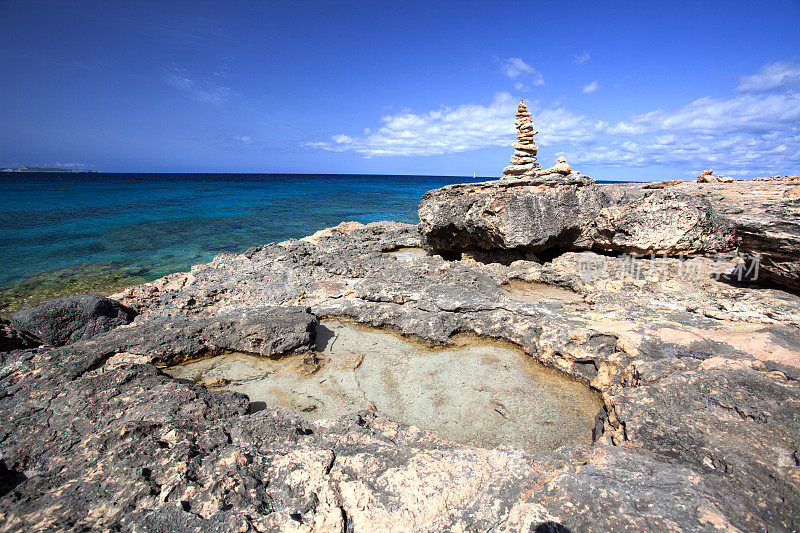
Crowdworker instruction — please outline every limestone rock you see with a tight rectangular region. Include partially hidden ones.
[502,163,535,175]
[77,306,318,365]
[1,220,799,530]
[675,179,800,291]
[419,179,736,258]
[419,176,601,255]
[754,174,800,182]
[697,169,716,182]
[502,100,542,179]
[734,199,800,291]
[642,179,683,189]
[590,189,736,255]
[10,294,136,346]
[537,156,572,176]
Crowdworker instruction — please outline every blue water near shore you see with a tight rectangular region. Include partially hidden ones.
[0,172,630,304]
[1,173,495,289]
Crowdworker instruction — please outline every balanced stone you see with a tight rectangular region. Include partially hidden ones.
[502,100,542,179]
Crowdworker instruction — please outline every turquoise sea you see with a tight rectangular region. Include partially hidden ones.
[0,173,488,312]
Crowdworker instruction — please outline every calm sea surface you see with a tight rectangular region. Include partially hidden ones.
[0,172,627,313]
[0,173,493,311]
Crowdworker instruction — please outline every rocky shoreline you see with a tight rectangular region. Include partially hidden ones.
[1,173,799,531]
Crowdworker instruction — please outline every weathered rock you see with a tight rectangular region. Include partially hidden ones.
[418,176,602,256]
[662,180,800,292]
[78,306,317,365]
[502,163,535,175]
[754,174,800,182]
[2,217,800,530]
[536,155,572,176]
[419,179,737,258]
[735,198,800,291]
[0,318,39,352]
[697,169,717,182]
[590,188,736,255]
[10,294,136,346]
[642,179,683,189]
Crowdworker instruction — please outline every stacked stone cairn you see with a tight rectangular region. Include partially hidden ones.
[502,100,541,178]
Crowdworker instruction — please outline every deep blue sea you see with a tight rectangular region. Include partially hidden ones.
[0,172,628,312]
[0,173,494,308]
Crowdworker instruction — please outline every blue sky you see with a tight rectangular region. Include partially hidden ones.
[1,0,799,180]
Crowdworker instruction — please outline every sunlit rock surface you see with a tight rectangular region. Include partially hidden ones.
[165,319,603,453]
[1,208,799,530]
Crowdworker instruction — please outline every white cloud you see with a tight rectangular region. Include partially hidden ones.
[608,92,800,135]
[166,70,232,104]
[308,61,800,175]
[307,93,602,157]
[736,61,800,92]
[234,135,253,144]
[501,57,544,89]
[573,51,591,64]
[502,57,534,78]
[583,81,599,94]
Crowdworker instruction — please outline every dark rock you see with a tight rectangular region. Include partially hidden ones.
[0,318,39,352]
[10,294,136,346]
[734,198,800,291]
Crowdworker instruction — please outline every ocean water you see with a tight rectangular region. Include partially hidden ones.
[0,173,488,312]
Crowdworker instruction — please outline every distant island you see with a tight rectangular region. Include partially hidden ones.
[1,166,99,173]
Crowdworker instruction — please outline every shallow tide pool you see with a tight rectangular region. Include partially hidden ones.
[165,319,603,453]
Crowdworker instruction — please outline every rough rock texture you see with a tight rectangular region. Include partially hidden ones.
[536,155,572,176]
[419,178,736,258]
[418,175,602,256]
[74,306,317,366]
[420,177,800,291]
[1,215,799,530]
[642,179,683,189]
[501,100,541,178]
[698,170,736,184]
[0,319,38,352]
[591,188,736,254]
[10,294,136,346]
[663,179,800,291]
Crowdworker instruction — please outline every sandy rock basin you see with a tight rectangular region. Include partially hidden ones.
[165,319,603,452]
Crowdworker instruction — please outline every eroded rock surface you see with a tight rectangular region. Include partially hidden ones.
[420,177,800,291]
[418,175,601,256]
[165,319,603,453]
[1,218,799,531]
[10,294,136,346]
[592,187,735,254]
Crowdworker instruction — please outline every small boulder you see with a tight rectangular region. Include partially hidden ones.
[537,156,572,176]
[697,169,717,182]
[10,294,137,346]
